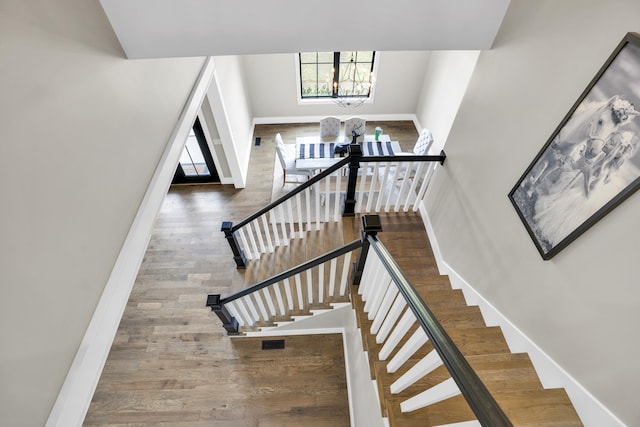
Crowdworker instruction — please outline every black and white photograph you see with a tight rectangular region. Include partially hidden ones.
[510,32,640,260]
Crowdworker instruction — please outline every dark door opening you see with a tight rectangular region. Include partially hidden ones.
[172,117,220,184]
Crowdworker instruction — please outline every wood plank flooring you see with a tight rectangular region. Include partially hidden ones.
[83,121,420,426]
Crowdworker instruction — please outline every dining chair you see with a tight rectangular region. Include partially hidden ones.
[275,133,312,185]
[344,117,366,142]
[319,116,341,138]
[394,128,435,179]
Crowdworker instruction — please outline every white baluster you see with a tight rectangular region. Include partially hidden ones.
[400,377,461,413]
[306,268,313,304]
[243,295,260,324]
[261,215,274,252]
[387,328,429,373]
[269,211,281,247]
[226,301,244,326]
[394,162,413,212]
[237,227,253,260]
[404,162,425,212]
[384,161,401,212]
[356,161,368,212]
[262,288,276,317]
[251,219,266,254]
[328,257,337,297]
[295,192,304,238]
[318,263,324,303]
[286,198,295,239]
[338,250,352,296]
[324,174,331,222]
[278,204,289,245]
[376,162,392,212]
[413,163,435,212]
[334,170,342,221]
[246,222,259,257]
[390,349,444,394]
[377,297,407,344]
[305,187,312,231]
[252,291,269,321]
[371,285,400,334]
[294,274,304,309]
[235,298,254,326]
[365,278,392,320]
[365,163,380,212]
[357,249,379,297]
[379,309,417,361]
[283,277,294,310]
[314,180,321,230]
[273,283,286,316]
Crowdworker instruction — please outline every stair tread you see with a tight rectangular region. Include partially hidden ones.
[387,388,583,427]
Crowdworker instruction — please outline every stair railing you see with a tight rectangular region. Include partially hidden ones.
[222,143,446,268]
[210,213,511,425]
[207,240,362,334]
[360,225,512,426]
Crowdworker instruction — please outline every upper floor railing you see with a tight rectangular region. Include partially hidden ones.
[222,143,446,268]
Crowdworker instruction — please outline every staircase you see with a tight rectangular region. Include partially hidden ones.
[348,213,582,426]
[210,212,584,426]
[211,147,585,425]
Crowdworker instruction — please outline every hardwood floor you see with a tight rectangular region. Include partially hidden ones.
[83,121,420,426]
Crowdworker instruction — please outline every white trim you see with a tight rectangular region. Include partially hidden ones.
[418,202,626,427]
[45,57,216,427]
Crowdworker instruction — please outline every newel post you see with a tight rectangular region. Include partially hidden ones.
[221,221,246,269]
[343,143,363,217]
[352,214,383,285]
[206,294,239,335]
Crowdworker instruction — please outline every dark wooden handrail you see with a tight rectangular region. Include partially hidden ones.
[217,239,362,305]
[366,234,512,427]
[231,157,350,232]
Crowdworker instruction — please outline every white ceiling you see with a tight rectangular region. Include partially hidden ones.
[99,0,511,59]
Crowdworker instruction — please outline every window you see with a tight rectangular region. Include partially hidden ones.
[299,51,375,100]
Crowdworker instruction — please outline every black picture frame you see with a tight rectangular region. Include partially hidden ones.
[509,32,640,260]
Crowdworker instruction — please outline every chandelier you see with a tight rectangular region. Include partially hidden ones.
[331,53,373,108]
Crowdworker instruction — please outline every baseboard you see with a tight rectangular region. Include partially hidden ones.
[253,113,417,126]
[417,203,625,427]
[45,58,216,427]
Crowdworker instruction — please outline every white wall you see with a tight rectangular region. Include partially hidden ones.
[242,51,431,120]
[425,1,640,425]
[207,56,254,188]
[415,50,480,153]
[0,1,205,426]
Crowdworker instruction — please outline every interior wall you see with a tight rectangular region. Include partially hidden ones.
[0,1,205,426]
[424,1,640,424]
[208,56,254,187]
[415,50,480,153]
[242,51,431,119]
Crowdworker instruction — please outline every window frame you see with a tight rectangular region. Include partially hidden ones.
[296,51,378,106]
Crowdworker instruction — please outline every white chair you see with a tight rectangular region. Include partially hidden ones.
[394,128,435,178]
[344,117,366,142]
[275,133,311,186]
[319,117,341,138]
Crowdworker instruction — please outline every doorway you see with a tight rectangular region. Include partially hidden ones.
[172,117,220,184]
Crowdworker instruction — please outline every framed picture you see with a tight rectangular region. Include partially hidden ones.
[509,32,640,260]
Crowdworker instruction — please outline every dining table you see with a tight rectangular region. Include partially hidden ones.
[295,134,402,170]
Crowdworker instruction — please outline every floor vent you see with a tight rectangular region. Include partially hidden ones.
[261,339,285,350]
[255,136,261,146]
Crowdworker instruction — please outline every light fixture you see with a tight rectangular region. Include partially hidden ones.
[331,53,373,108]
